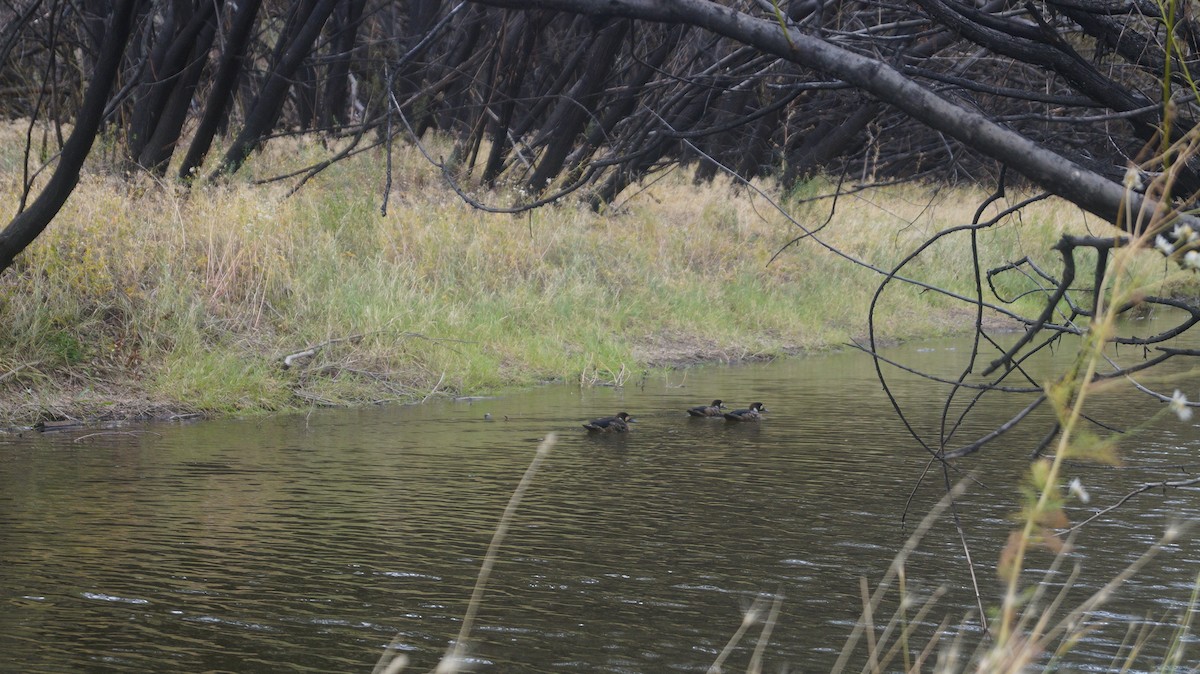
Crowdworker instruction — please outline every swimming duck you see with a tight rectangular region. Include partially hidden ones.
[724,402,768,422]
[583,411,634,432]
[687,400,727,417]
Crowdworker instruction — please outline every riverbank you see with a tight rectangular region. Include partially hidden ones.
[0,136,1184,427]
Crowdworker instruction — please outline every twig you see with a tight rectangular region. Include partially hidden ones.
[1067,476,1200,532]
[939,395,1048,460]
[845,342,1042,392]
[942,464,989,634]
[981,238,1079,376]
[939,169,1004,453]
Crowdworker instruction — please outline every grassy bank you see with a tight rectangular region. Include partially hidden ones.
[0,134,1185,424]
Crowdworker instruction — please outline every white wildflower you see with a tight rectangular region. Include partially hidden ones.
[1068,477,1090,504]
[1169,389,1193,421]
[1155,234,1175,255]
[1185,251,1200,270]
[1172,223,1196,243]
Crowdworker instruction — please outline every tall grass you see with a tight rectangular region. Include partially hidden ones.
[0,127,1186,423]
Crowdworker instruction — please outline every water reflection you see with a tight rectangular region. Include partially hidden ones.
[2,324,1200,672]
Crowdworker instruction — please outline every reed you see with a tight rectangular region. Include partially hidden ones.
[0,128,1187,423]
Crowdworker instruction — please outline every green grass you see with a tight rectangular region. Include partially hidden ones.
[0,128,1190,424]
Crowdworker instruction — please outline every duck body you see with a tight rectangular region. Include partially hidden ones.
[583,411,634,433]
[687,400,726,417]
[724,402,768,422]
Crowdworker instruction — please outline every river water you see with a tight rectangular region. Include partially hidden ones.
[2,324,1200,672]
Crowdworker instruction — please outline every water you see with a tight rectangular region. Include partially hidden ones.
[3,326,1200,672]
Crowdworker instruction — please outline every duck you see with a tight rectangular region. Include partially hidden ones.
[724,402,768,422]
[583,411,634,433]
[687,399,727,417]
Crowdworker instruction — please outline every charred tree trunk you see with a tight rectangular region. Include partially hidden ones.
[177,0,262,179]
[0,0,140,273]
[560,24,683,187]
[214,0,338,177]
[479,11,544,185]
[320,0,366,128]
[135,0,223,175]
[524,18,625,194]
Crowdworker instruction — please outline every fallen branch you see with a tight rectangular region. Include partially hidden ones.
[282,334,366,369]
[36,419,83,432]
[1068,475,1200,532]
[73,430,163,443]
